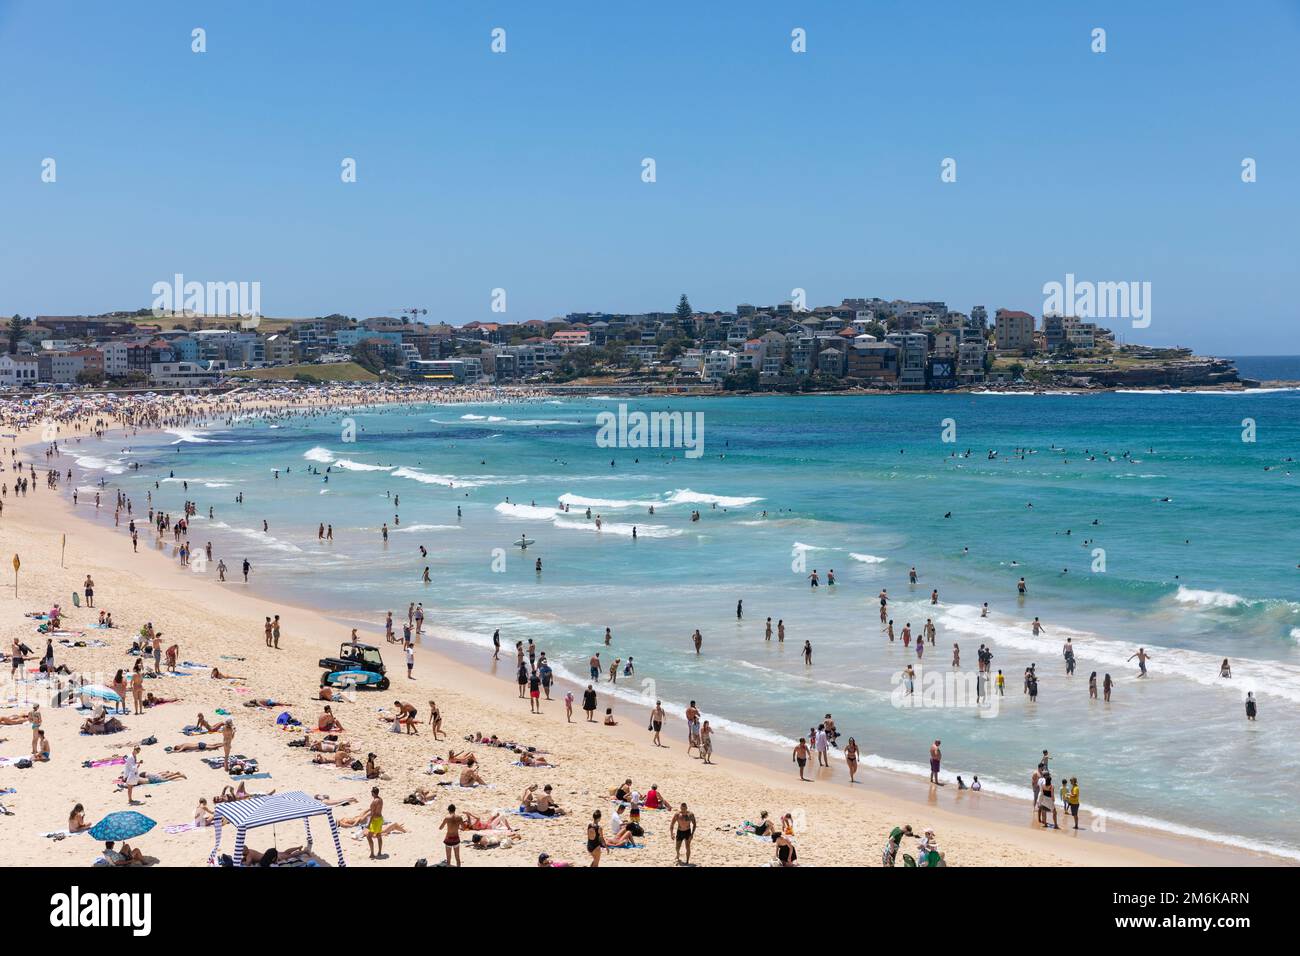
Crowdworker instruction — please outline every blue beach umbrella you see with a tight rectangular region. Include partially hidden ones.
[88,811,156,842]
[78,685,122,702]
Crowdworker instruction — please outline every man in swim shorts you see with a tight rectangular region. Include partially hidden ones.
[364,786,384,859]
[440,804,464,867]
[670,802,696,866]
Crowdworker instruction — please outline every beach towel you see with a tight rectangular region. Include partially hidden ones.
[0,787,15,796]
[435,782,495,790]
[512,761,556,768]
[182,661,209,669]
[82,757,127,768]
[511,809,554,820]
[605,842,645,850]
[41,830,76,839]
[339,773,370,781]
[163,823,203,835]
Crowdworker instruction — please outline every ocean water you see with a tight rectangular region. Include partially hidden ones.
[1228,355,1300,383]
[68,391,1300,858]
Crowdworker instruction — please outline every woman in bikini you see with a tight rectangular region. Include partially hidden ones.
[844,736,860,783]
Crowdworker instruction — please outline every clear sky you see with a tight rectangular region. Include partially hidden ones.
[1,1,1297,353]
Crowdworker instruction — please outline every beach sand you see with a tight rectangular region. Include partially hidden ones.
[0,409,1280,867]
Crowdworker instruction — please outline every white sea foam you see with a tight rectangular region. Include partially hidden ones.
[204,520,304,554]
[74,455,126,475]
[494,502,560,520]
[1175,586,1245,609]
[664,489,763,507]
[333,458,394,473]
[938,603,1300,703]
[303,446,335,464]
[558,493,659,510]
[552,517,682,538]
[166,427,225,444]
[393,467,513,489]
[849,552,888,563]
[391,524,461,533]
[459,413,506,422]
[792,541,827,551]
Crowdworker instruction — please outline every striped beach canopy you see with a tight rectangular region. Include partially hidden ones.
[208,791,345,867]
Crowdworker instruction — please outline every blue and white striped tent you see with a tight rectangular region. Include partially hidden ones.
[208,791,345,867]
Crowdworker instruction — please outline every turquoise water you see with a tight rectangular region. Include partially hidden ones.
[70,391,1300,857]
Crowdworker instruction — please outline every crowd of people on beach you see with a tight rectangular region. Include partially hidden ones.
[0,384,1273,868]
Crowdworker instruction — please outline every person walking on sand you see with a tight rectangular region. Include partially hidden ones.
[814,724,829,767]
[582,685,598,722]
[793,738,810,781]
[264,617,273,647]
[1128,647,1151,677]
[649,700,666,747]
[363,786,385,859]
[272,615,280,649]
[83,574,95,608]
[670,803,697,865]
[700,720,714,764]
[685,701,701,757]
[564,690,574,723]
[929,740,943,785]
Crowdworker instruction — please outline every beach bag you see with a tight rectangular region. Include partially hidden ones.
[72,593,80,607]
[902,853,917,868]
[350,759,364,771]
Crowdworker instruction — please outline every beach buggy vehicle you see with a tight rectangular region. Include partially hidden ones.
[319,641,389,691]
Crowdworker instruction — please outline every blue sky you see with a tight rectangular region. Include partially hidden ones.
[1,0,1297,353]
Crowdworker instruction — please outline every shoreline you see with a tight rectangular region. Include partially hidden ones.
[3,406,1287,866]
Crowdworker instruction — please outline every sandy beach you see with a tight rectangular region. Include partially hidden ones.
[0,398,1286,869]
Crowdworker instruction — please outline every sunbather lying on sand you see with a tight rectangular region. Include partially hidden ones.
[166,740,218,753]
[215,783,276,803]
[463,810,515,832]
[242,845,306,866]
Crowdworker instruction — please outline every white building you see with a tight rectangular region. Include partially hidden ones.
[148,360,227,388]
[0,354,39,388]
